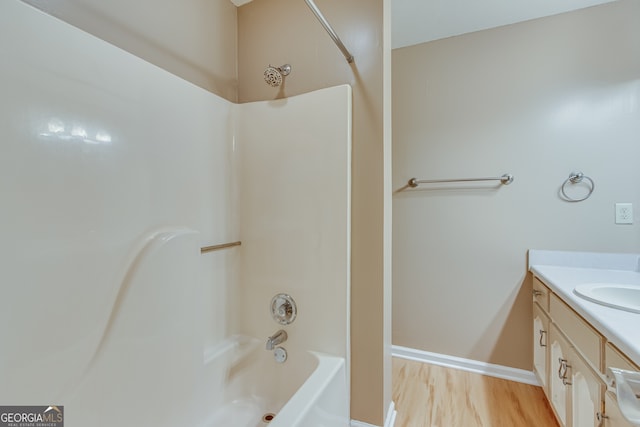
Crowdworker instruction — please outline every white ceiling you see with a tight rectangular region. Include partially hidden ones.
[230,0,618,49]
[391,0,617,49]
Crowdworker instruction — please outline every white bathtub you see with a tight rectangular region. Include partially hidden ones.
[202,336,349,427]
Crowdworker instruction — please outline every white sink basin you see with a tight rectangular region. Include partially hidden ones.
[574,283,640,314]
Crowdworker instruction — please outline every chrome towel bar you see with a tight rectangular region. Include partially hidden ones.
[201,241,241,254]
[408,174,514,188]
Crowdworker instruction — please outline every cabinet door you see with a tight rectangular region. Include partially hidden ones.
[570,346,604,427]
[550,324,573,427]
[534,303,550,394]
[604,391,637,427]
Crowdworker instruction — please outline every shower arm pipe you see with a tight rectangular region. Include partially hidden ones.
[303,0,354,63]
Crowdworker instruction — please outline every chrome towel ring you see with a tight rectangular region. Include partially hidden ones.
[561,172,594,202]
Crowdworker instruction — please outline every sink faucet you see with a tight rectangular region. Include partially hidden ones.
[266,329,288,350]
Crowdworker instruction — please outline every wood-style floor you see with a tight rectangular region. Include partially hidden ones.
[392,357,559,427]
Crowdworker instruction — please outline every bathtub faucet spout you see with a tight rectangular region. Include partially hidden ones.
[266,329,288,350]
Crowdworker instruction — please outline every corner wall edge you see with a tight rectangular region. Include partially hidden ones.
[351,401,397,427]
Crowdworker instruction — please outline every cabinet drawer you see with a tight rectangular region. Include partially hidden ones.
[533,276,550,312]
[605,343,640,374]
[550,293,603,371]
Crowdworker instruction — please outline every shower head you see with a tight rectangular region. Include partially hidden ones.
[264,64,291,87]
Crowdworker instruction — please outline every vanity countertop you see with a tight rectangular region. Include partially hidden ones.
[529,249,640,368]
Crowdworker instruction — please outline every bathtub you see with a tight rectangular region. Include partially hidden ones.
[202,336,349,427]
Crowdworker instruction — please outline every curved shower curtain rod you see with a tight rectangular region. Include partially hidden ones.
[303,0,354,64]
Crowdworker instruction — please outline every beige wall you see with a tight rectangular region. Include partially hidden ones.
[392,0,640,370]
[21,0,238,101]
[238,0,388,424]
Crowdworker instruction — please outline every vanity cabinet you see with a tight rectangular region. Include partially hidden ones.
[532,276,636,427]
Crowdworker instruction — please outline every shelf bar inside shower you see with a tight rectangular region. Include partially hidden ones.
[303,0,354,63]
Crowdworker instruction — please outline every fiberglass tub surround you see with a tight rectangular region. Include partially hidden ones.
[0,2,351,426]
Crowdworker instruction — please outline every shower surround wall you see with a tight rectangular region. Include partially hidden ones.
[0,1,351,425]
[236,86,352,360]
[238,1,390,423]
[1,0,237,409]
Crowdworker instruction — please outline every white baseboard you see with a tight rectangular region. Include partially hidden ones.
[384,401,397,427]
[351,401,397,427]
[392,345,540,386]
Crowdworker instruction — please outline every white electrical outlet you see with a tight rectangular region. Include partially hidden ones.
[615,203,633,224]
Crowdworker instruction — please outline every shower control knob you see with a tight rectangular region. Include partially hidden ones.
[271,293,297,325]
